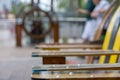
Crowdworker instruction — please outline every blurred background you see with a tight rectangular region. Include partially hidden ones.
[0,0,119,80]
[0,0,113,47]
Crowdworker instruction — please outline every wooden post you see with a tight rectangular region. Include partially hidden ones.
[16,24,22,47]
[43,57,65,64]
[51,0,54,12]
[31,0,34,6]
[86,56,94,64]
[42,48,65,64]
[53,22,59,43]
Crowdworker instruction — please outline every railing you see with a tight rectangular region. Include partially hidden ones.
[57,17,86,38]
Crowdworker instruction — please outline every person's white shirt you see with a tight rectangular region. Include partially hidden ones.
[82,0,110,42]
[93,0,110,19]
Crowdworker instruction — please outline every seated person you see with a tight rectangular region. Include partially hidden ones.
[89,0,110,42]
[80,0,110,44]
[77,0,95,44]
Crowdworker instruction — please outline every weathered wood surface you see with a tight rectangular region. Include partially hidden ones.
[32,71,120,80]
[32,50,120,57]
[32,64,120,71]
[33,50,116,53]
[35,44,102,49]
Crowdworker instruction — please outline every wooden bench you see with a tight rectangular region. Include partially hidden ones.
[35,44,102,50]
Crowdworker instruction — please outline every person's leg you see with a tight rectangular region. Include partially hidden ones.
[89,18,102,42]
[81,20,92,44]
[86,19,102,64]
[86,20,96,64]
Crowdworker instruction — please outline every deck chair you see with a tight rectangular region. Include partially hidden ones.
[32,6,120,64]
[99,6,120,64]
[31,26,120,79]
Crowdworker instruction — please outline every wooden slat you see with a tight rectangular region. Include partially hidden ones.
[35,44,102,49]
[32,51,120,57]
[32,71,120,80]
[33,50,118,53]
[32,64,120,72]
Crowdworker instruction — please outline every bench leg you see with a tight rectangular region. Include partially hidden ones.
[43,57,65,64]
[16,24,22,47]
[86,56,94,64]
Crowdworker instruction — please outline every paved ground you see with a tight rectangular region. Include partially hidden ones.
[0,46,87,80]
[0,24,84,80]
[0,47,42,80]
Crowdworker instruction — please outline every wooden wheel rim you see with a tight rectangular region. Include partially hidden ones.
[22,7,53,39]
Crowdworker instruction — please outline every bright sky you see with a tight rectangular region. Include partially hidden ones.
[21,0,51,10]
[0,0,11,11]
[20,0,50,4]
[0,0,51,11]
